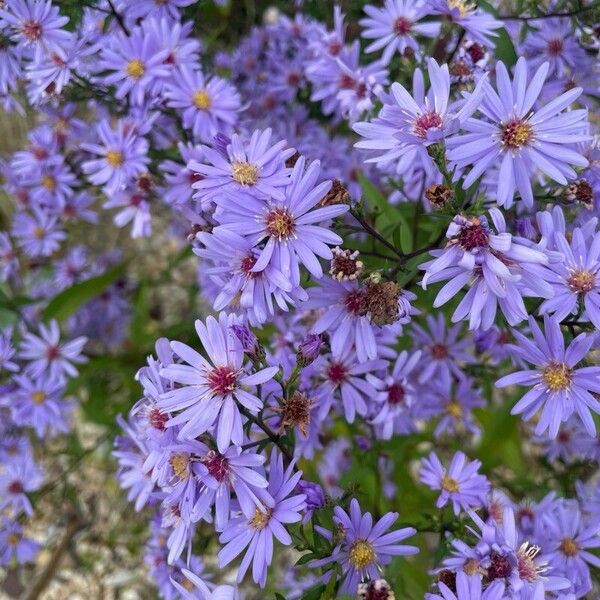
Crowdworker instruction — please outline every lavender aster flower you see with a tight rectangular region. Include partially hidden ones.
[359,0,440,64]
[310,498,418,594]
[354,58,487,172]
[426,0,503,46]
[0,0,70,58]
[218,452,306,588]
[496,315,600,438]
[419,451,489,515]
[0,519,39,566]
[447,58,590,209]
[539,228,600,329]
[166,66,241,142]
[19,320,87,380]
[158,313,278,451]
[12,208,65,257]
[190,129,294,203]
[0,457,44,517]
[215,157,348,288]
[0,233,18,281]
[100,26,170,106]
[82,120,150,195]
[0,330,19,373]
[426,572,505,600]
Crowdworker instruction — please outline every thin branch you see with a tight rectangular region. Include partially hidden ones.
[238,405,293,462]
[106,0,130,36]
[349,208,404,259]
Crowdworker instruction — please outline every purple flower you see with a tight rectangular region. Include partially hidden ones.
[315,346,386,423]
[447,58,590,209]
[0,519,39,566]
[296,480,325,523]
[19,320,87,380]
[166,66,241,142]
[296,333,324,367]
[122,0,195,21]
[189,129,294,203]
[0,329,19,373]
[310,498,418,594]
[426,572,505,600]
[539,228,600,329]
[214,157,348,288]
[194,228,306,325]
[103,189,152,238]
[12,208,65,257]
[82,120,150,195]
[412,314,474,383]
[0,0,71,58]
[0,233,18,281]
[218,452,306,588]
[419,451,489,515]
[192,446,271,532]
[100,26,170,106]
[359,0,440,64]
[171,568,239,600]
[496,315,600,438]
[426,0,503,45]
[0,457,44,517]
[354,58,487,171]
[367,349,421,439]
[521,18,587,79]
[158,313,278,451]
[421,209,553,330]
[11,373,72,438]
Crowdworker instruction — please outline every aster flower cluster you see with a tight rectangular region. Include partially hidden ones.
[0,0,598,598]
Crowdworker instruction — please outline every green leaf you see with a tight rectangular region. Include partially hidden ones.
[42,263,125,322]
[275,594,286,600]
[478,0,518,66]
[357,172,396,222]
[298,584,326,600]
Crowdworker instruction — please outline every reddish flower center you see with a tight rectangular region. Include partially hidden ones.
[327,361,347,385]
[202,451,229,482]
[466,43,485,62]
[430,343,448,359]
[240,254,258,277]
[46,346,61,360]
[130,194,143,207]
[413,111,443,138]
[32,147,48,160]
[500,118,533,150]
[339,74,356,90]
[266,208,295,240]
[557,429,571,444]
[207,366,237,396]
[487,551,512,580]
[387,383,405,405]
[287,71,301,87]
[328,41,342,55]
[393,16,412,35]
[344,291,365,314]
[149,407,168,431]
[8,480,23,494]
[547,38,563,55]
[23,20,42,41]
[457,220,490,250]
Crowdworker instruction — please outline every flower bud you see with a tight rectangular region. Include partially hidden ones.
[230,324,263,360]
[296,333,324,367]
[357,578,395,600]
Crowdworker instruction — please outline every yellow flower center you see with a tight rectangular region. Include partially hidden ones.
[193,89,212,110]
[7,533,20,545]
[41,175,56,190]
[560,537,579,557]
[441,474,460,493]
[126,59,145,79]
[445,400,463,418]
[31,391,46,404]
[106,150,124,167]
[348,539,376,569]
[447,0,473,17]
[500,119,534,150]
[567,269,596,294]
[33,226,45,240]
[231,161,259,185]
[266,207,295,240]
[169,453,190,481]
[250,507,272,530]
[542,362,571,392]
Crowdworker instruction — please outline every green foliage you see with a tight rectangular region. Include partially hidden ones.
[42,263,125,322]
[478,0,518,66]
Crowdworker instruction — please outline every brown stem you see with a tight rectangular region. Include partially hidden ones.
[106,0,130,36]
[24,515,86,600]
